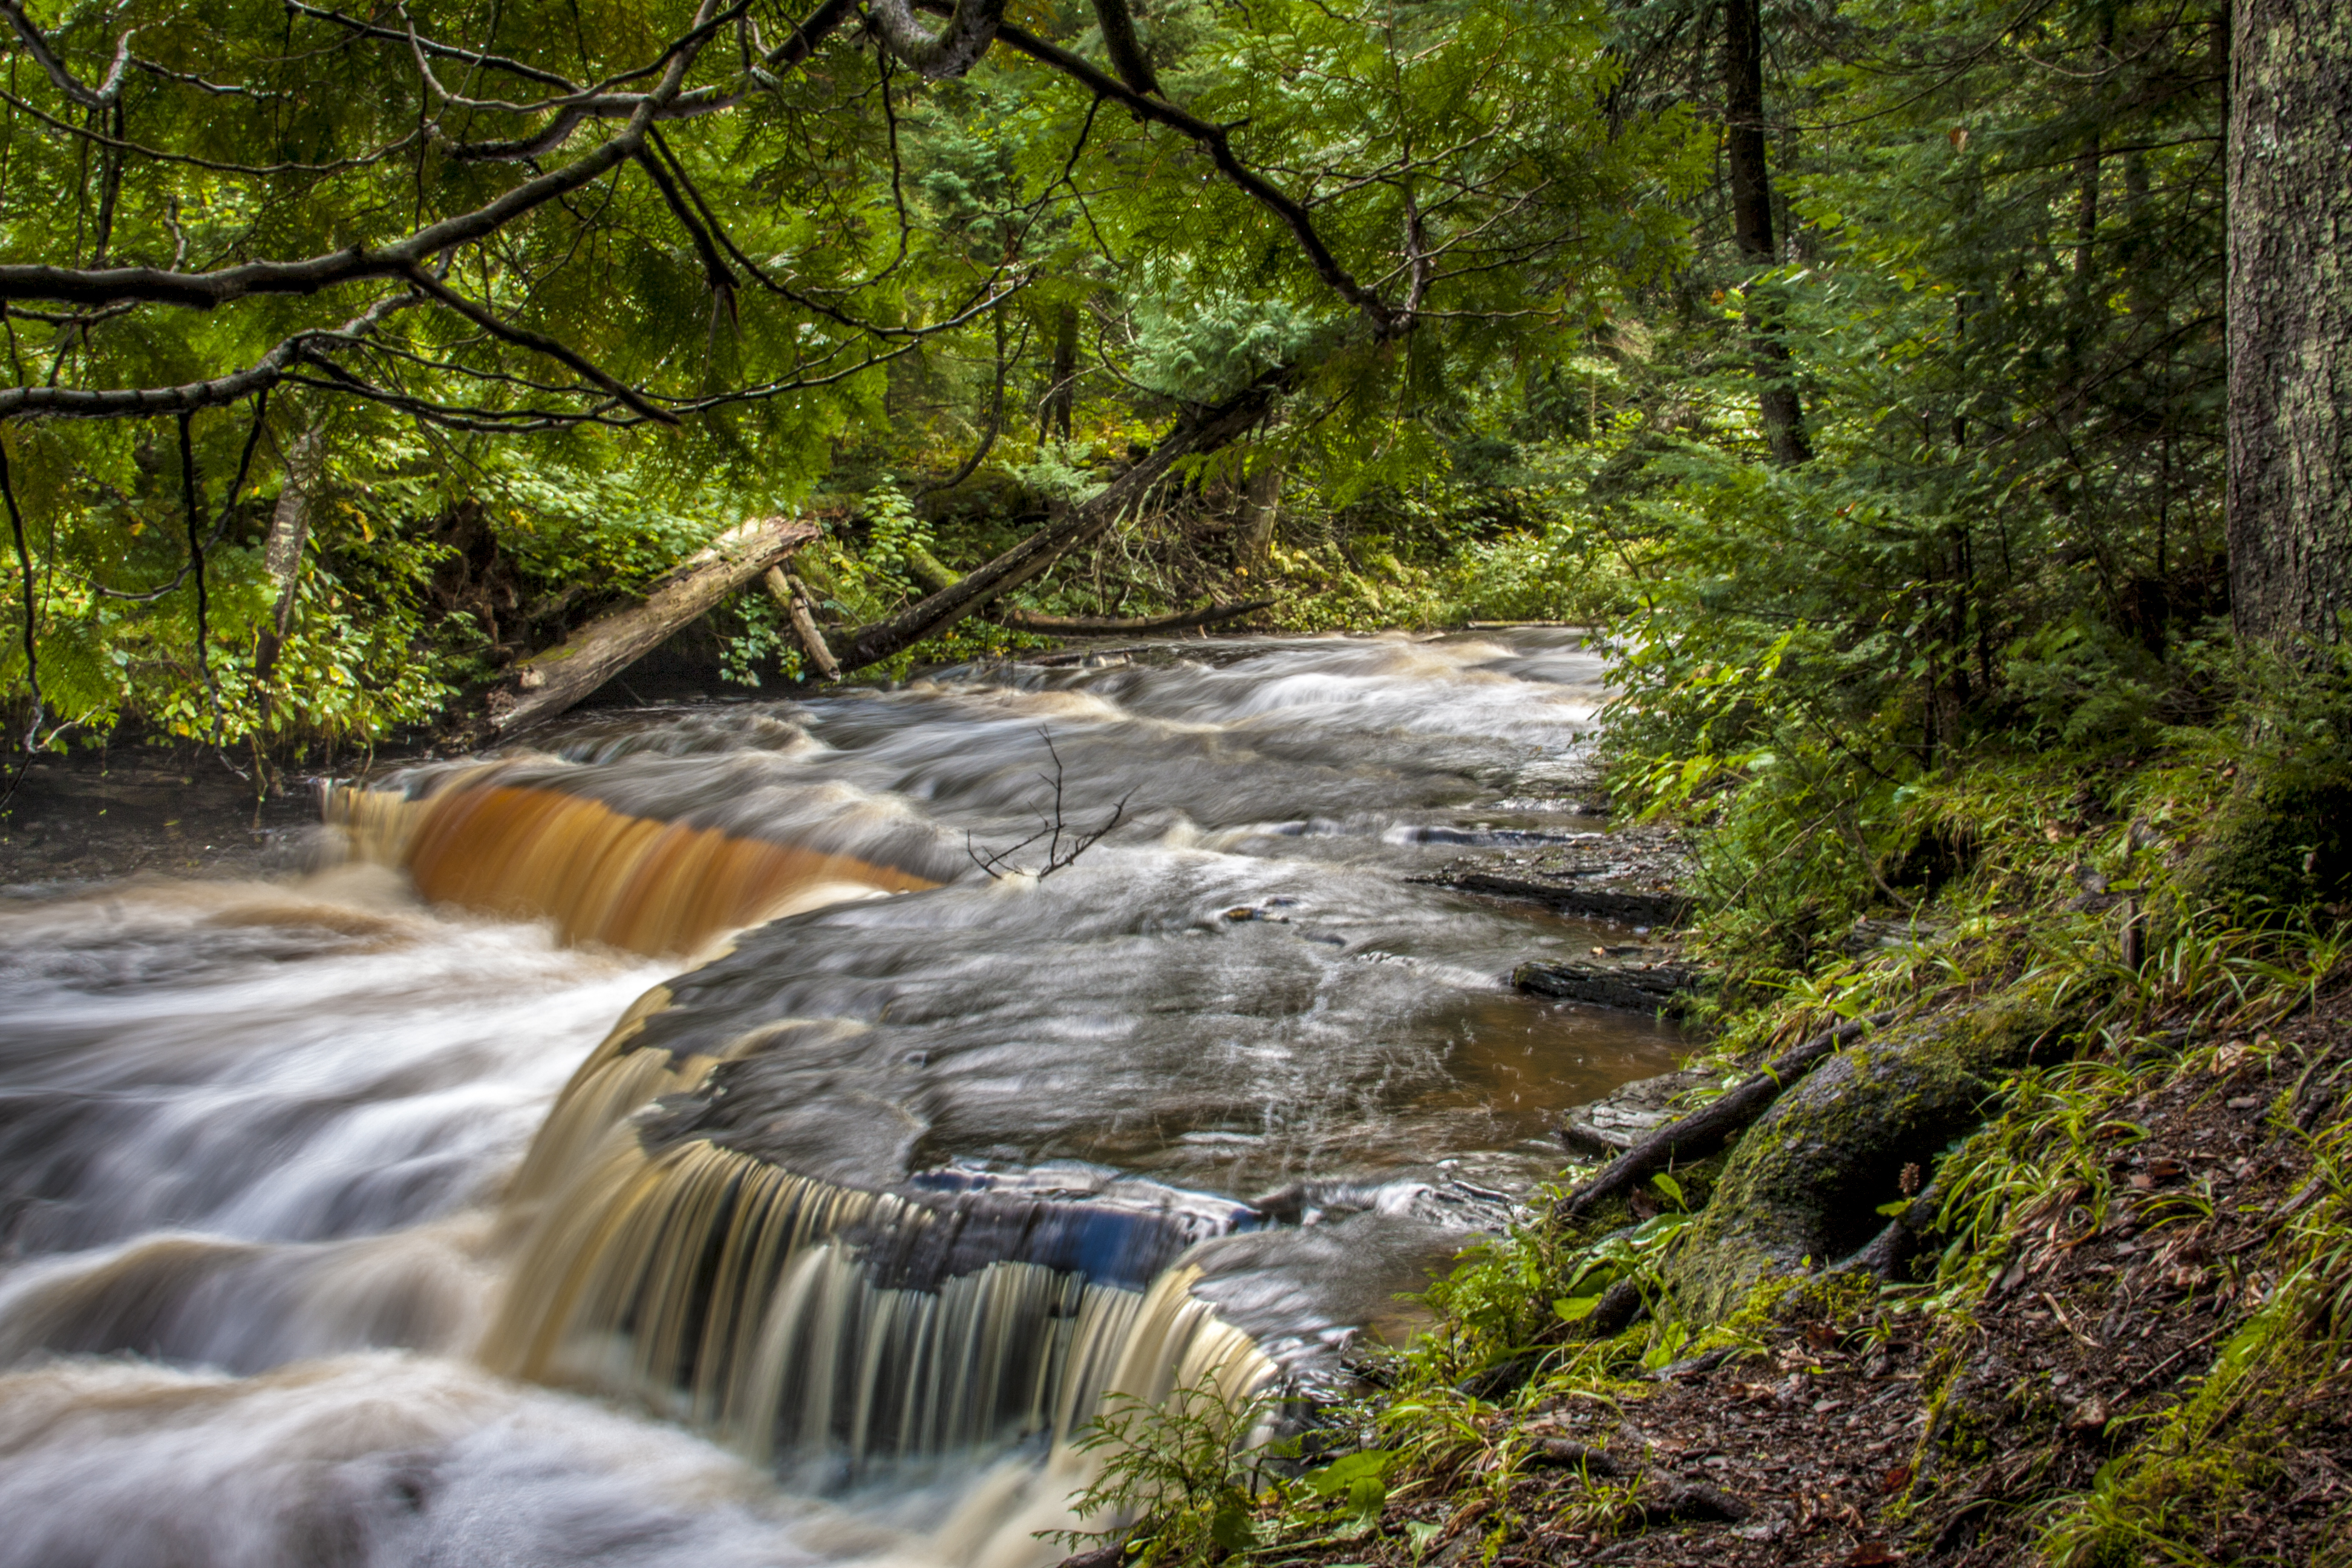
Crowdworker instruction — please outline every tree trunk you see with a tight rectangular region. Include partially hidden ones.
[834,378,1281,675]
[252,425,327,688]
[489,515,820,730]
[1042,302,1079,443]
[1238,458,1283,566]
[2226,0,2352,645]
[1723,0,1810,466]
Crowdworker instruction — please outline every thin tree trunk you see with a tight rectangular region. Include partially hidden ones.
[1724,0,1810,465]
[1041,302,1079,443]
[1238,459,1283,566]
[252,425,327,689]
[2226,0,2352,645]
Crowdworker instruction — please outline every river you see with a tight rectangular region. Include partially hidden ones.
[0,629,1676,1567]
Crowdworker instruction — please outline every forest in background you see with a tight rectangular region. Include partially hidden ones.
[0,0,2261,763]
[5,0,2351,1560]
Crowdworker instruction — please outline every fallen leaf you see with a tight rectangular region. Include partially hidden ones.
[1881,1464,1913,1494]
[1847,1544,1903,1566]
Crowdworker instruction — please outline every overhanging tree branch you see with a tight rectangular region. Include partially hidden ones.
[865,0,1005,80]
[965,11,1404,335]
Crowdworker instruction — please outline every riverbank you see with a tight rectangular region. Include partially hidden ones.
[1080,739,2352,1566]
[0,747,324,887]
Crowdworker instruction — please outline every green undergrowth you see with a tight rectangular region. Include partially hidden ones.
[1067,674,2352,1565]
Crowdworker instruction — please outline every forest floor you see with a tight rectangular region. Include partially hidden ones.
[1270,979,2352,1568]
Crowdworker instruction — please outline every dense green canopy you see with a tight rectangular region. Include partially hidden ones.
[0,0,2270,831]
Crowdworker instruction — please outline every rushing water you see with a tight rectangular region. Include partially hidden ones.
[0,631,1677,1567]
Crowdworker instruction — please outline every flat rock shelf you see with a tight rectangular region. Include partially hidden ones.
[1411,821,1697,929]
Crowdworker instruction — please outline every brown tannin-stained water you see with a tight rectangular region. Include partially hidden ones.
[0,630,1679,1567]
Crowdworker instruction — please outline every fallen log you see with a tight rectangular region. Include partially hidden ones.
[489,514,820,731]
[900,540,1270,636]
[994,596,1274,635]
[831,376,1283,675]
[1560,1010,1894,1220]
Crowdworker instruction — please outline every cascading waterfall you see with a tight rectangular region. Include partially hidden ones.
[0,632,1682,1567]
[330,763,942,955]
[483,1008,1273,1480]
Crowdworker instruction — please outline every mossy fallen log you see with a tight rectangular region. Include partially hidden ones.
[1559,1011,1893,1221]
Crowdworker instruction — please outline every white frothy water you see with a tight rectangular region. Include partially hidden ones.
[0,632,1667,1566]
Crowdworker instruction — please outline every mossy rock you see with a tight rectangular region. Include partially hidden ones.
[2183,776,2352,916]
[1660,991,2077,1324]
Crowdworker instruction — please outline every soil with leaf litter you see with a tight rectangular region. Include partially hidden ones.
[1242,989,2352,1567]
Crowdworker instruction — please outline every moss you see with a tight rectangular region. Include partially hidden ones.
[1660,989,2078,1324]
[2185,776,2352,916]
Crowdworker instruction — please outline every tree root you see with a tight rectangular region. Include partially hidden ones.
[1658,991,2076,1321]
[1560,1011,1895,1220]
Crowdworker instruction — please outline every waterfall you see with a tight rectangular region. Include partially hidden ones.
[329,767,940,955]
[482,1010,1273,1483]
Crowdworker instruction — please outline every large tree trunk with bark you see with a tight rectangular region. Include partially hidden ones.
[489,515,819,731]
[2226,0,2352,645]
[1724,0,1810,466]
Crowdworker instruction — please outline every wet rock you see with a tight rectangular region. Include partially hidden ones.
[1514,950,1700,1015]
[1411,822,1695,928]
[1553,1068,1714,1158]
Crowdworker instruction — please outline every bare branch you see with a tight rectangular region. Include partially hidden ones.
[0,0,133,109]
[968,13,1403,334]
[0,0,725,310]
[965,728,1131,880]
[400,264,679,424]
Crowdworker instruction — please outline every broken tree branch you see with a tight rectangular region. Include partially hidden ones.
[763,564,840,681]
[965,727,1130,879]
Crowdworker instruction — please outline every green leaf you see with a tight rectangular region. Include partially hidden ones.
[1304,1449,1397,1498]
[1210,1498,1256,1552]
[1553,1292,1604,1322]
[1650,1172,1687,1209]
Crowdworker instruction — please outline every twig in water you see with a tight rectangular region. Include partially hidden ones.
[966,725,1131,880]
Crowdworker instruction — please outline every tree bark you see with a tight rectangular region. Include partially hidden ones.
[489,515,819,730]
[2226,0,2352,645]
[1723,0,1810,465]
[252,424,327,688]
[1237,457,1283,566]
[1041,302,1079,443]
